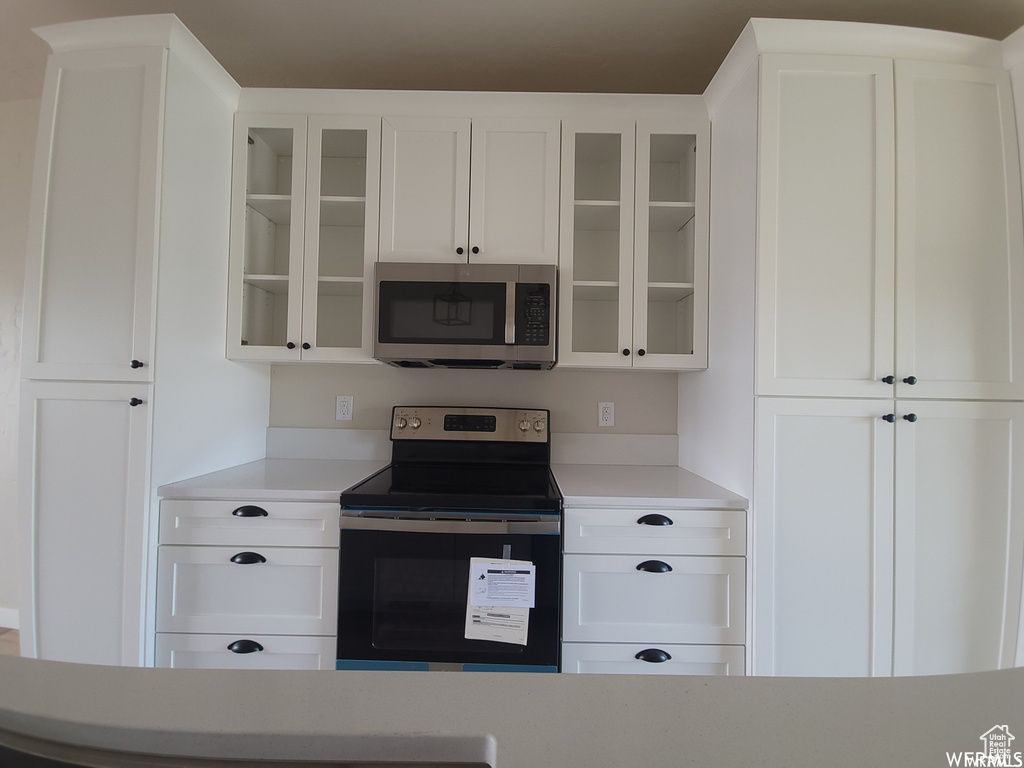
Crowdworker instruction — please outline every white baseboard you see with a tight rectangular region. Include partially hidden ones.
[266,427,678,466]
[0,607,19,630]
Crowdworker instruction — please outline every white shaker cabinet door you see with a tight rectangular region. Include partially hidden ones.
[892,400,1024,676]
[468,118,560,264]
[155,633,336,670]
[156,546,338,636]
[753,397,895,677]
[21,47,166,382]
[894,61,1024,401]
[755,55,896,399]
[18,381,151,665]
[379,116,471,263]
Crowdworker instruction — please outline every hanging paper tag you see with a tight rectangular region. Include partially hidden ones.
[464,557,535,645]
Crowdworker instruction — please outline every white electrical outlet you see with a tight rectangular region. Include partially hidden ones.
[336,395,354,421]
[598,401,614,428]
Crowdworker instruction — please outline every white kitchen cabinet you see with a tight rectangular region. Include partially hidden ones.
[562,503,745,674]
[18,18,270,667]
[156,545,338,636]
[892,400,1024,676]
[561,642,744,676]
[155,497,339,669]
[155,633,336,670]
[754,397,1024,677]
[563,507,745,557]
[558,118,709,370]
[755,55,1024,401]
[378,116,560,264]
[227,113,381,361]
[753,398,895,677]
[563,553,744,646]
[20,47,164,383]
[894,61,1024,402]
[19,381,150,666]
[755,55,896,399]
[158,499,340,548]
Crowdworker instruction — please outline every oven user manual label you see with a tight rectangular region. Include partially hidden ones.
[464,557,535,645]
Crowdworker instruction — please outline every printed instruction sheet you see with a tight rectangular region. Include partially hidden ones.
[464,557,535,645]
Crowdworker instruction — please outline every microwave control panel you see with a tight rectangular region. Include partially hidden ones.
[515,284,551,347]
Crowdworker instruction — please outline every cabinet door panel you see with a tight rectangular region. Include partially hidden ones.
[227,113,307,361]
[19,382,150,665]
[756,56,895,398]
[156,546,338,635]
[753,397,894,676]
[895,62,1024,400]
[561,642,744,675]
[893,401,1024,675]
[379,116,470,263]
[155,633,336,670]
[563,554,744,645]
[563,507,745,556]
[300,115,381,361]
[469,119,560,264]
[159,499,340,547]
[22,48,165,382]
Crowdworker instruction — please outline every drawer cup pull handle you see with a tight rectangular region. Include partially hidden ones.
[636,560,672,573]
[227,640,264,654]
[637,513,673,526]
[230,551,267,565]
[635,648,672,663]
[232,505,269,518]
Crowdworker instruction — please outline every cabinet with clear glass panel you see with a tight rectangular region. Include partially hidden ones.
[227,113,380,362]
[558,118,708,369]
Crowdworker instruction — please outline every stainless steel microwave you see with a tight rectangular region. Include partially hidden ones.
[373,262,557,370]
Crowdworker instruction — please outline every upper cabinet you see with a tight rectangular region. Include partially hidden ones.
[227,113,381,362]
[756,54,1024,400]
[378,116,560,264]
[21,47,166,383]
[558,117,709,369]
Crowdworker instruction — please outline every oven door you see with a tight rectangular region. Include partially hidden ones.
[338,516,561,672]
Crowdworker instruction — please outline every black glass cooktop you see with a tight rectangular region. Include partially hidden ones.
[341,463,562,514]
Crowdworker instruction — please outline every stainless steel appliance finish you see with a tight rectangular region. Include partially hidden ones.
[373,263,556,370]
[337,406,562,672]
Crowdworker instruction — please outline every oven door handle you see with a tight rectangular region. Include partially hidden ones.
[505,281,516,345]
[341,514,559,536]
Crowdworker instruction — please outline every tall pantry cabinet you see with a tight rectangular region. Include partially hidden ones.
[681,20,1024,677]
[18,16,270,666]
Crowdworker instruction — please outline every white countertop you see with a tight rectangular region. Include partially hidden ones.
[1,655,1020,768]
[158,458,747,509]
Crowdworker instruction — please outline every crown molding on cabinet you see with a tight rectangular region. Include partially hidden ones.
[704,17,1008,118]
[33,14,241,110]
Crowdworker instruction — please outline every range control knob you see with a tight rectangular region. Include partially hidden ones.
[533,419,546,433]
[409,417,422,429]
[519,419,531,432]
[394,416,408,430]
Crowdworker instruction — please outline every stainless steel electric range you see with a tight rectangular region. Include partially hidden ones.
[337,406,562,672]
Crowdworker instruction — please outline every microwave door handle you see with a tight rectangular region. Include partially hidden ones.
[505,282,516,344]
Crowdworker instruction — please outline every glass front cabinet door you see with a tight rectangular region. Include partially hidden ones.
[559,118,709,369]
[227,113,380,362]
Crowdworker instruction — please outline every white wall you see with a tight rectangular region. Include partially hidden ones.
[0,98,39,627]
[269,364,679,435]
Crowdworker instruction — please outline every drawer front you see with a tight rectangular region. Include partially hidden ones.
[159,499,340,547]
[563,554,745,645]
[155,633,336,670]
[156,546,338,635]
[561,642,745,676]
[563,507,746,556]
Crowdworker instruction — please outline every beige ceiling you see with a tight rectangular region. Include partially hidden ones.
[3,0,1024,102]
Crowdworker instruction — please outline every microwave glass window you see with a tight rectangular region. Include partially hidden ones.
[378,281,504,344]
